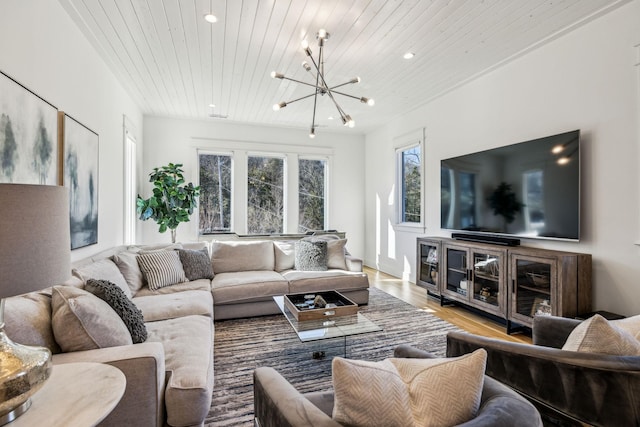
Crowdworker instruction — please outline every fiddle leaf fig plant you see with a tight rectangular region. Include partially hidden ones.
[137,163,200,243]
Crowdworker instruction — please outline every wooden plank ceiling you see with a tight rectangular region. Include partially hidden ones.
[59,0,629,133]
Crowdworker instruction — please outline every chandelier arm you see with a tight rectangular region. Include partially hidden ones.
[306,50,350,120]
[280,75,324,90]
[311,62,322,130]
[327,89,366,101]
[329,81,358,90]
[280,92,318,105]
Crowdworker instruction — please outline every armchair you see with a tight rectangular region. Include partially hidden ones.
[446,315,640,427]
[253,347,542,427]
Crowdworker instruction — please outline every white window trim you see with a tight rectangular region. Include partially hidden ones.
[123,117,137,245]
[393,128,425,232]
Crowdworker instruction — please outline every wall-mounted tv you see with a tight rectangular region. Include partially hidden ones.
[441,130,580,241]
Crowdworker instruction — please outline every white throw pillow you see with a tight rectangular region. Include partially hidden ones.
[562,314,640,355]
[274,241,296,272]
[332,349,487,427]
[326,239,348,270]
[51,286,132,352]
[611,314,640,340]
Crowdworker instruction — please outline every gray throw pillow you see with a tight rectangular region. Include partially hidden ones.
[177,248,214,280]
[85,279,148,344]
[295,240,328,271]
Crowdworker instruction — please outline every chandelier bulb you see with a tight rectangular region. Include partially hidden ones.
[271,71,284,79]
[309,128,316,138]
[350,76,361,84]
[301,39,309,49]
[302,61,311,72]
[304,47,313,57]
[360,97,375,106]
[317,29,328,40]
[273,102,286,111]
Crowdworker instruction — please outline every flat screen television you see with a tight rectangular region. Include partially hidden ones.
[441,130,580,241]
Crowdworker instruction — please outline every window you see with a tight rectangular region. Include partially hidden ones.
[123,130,136,245]
[298,158,326,232]
[199,153,232,234]
[397,144,422,224]
[247,155,284,233]
[523,169,545,233]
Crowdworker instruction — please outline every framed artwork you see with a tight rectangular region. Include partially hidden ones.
[60,112,99,249]
[0,71,59,185]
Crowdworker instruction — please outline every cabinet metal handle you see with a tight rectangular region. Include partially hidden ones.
[512,279,515,293]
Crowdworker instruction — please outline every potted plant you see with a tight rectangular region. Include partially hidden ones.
[137,163,200,243]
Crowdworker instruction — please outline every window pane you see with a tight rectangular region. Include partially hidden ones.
[247,156,284,233]
[298,159,325,232]
[401,146,421,223]
[199,154,232,233]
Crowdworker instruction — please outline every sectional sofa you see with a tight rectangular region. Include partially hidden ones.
[4,236,368,427]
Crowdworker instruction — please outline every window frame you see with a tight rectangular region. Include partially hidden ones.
[123,121,137,245]
[394,129,425,230]
[197,150,235,235]
[298,155,329,232]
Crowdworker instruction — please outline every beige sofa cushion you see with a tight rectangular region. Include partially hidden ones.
[73,258,133,299]
[134,279,211,297]
[283,270,369,294]
[146,315,213,427]
[211,240,275,273]
[332,350,487,427]
[134,290,214,322]
[211,271,289,304]
[51,286,133,352]
[4,290,61,354]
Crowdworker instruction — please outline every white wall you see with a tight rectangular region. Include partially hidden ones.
[0,0,144,262]
[142,117,367,258]
[365,0,640,315]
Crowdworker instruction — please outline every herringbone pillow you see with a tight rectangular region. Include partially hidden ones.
[332,349,487,427]
[562,314,640,355]
[137,250,187,291]
[611,314,640,340]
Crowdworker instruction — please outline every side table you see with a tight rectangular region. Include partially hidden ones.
[11,362,126,427]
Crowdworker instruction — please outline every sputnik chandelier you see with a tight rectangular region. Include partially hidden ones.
[271,29,374,138]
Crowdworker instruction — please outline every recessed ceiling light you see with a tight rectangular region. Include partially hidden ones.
[328,116,334,120]
[403,52,415,59]
[208,103,215,108]
[204,14,217,23]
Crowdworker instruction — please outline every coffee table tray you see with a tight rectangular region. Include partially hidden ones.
[284,290,358,321]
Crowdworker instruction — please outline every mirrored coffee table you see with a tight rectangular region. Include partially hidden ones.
[273,295,382,359]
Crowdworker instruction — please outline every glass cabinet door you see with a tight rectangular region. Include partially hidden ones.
[419,242,439,288]
[471,251,500,308]
[445,248,468,297]
[512,257,555,320]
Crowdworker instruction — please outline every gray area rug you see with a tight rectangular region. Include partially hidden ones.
[205,287,462,426]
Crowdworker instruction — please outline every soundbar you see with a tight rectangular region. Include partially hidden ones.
[451,233,520,246]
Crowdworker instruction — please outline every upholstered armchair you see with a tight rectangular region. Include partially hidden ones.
[253,347,542,427]
[446,315,640,427]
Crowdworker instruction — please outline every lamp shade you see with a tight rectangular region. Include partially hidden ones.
[0,184,71,298]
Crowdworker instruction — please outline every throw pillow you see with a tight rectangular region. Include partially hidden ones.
[611,314,640,340]
[51,286,133,352]
[137,250,188,291]
[85,279,147,344]
[73,258,133,299]
[4,291,61,354]
[177,248,214,280]
[332,349,487,427]
[295,240,328,271]
[326,239,348,270]
[274,241,296,272]
[562,314,640,355]
[112,251,145,295]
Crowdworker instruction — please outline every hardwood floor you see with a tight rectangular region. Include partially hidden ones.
[365,266,532,345]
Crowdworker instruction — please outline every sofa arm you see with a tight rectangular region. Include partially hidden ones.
[393,344,437,359]
[254,367,341,427]
[532,315,581,348]
[344,255,363,272]
[446,331,640,426]
[53,342,165,427]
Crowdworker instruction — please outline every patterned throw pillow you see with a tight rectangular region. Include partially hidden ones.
[137,250,188,291]
[294,240,328,271]
[177,248,214,280]
[332,349,487,427]
[562,314,640,355]
[85,279,147,344]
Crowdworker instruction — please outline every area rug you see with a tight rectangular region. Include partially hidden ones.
[205,287,462,426]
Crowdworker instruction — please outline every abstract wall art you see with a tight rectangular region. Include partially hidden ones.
[61,112,99,249]
[0,71,59,185]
